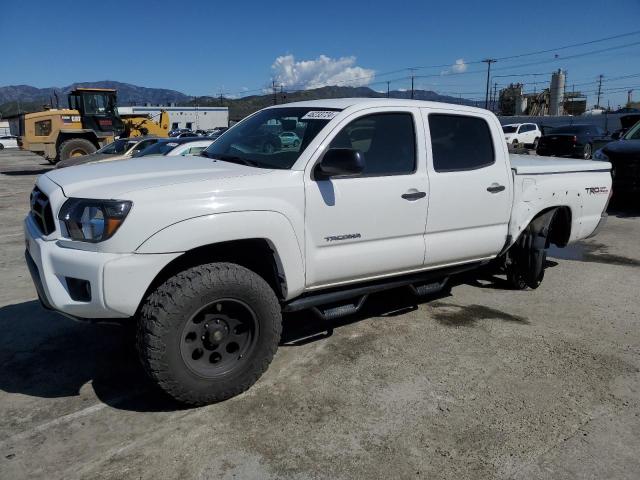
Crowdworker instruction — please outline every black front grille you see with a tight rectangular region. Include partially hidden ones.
[30,187,56,235]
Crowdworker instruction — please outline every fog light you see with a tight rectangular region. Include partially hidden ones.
[65,277,91,302]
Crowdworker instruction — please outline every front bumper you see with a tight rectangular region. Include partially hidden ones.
[24,215,180,320]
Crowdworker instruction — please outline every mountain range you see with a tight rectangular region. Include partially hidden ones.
[0,81,478,121]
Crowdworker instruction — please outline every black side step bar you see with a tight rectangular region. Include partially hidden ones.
[283,263,480,318]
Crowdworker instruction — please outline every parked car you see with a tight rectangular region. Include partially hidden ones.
[24,99,611,405]
[593,119,640,196]
[134,138,214,157]
[56,137,161,169]
[169,128,193,137]
[208,127,228,139]
[611,114,640,140]
[176,132,199,138]
[536,124,609,159]
[0,135,18,149]
[279,131,301,148]
[502,123,541,148]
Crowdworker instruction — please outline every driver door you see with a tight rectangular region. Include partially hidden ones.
[304,108,429,288]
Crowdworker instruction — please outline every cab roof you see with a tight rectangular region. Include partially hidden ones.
[267,97,491,115]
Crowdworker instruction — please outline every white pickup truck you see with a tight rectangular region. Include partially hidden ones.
[24,99,611,405]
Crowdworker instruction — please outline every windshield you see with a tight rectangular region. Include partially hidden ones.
[82,93,117,116]
[502,125,517,133]
[134,141,182,157]
[623,121,640,140]
[201,107,340,169]
[98,139,132,154]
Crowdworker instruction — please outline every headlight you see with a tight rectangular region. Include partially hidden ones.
[58,199,132,242]
[593,149,609,161]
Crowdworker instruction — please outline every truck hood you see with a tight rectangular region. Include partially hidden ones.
[56,152,125,169]
[44,155,272,198]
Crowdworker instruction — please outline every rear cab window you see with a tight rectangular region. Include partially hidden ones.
[427,113,495,172]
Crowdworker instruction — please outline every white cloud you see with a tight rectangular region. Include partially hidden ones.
[271,54,375,89]
[441,58,467,75]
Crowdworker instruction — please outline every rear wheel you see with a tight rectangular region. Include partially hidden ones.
[58,138,97,162]
[504,227,547,290]
[0,143,4,150]
[137,262,282,405]
[582,143,592,159]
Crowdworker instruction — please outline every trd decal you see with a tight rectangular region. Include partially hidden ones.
[324,233,361,242]
[584,187,609,195]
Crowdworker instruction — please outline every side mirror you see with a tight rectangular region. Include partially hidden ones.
[315,148,365,179]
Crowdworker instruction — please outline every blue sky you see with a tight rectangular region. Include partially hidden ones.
[2,0,640,107]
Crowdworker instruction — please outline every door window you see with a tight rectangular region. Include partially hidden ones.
[428,114,494,172]
[328,113,416,176]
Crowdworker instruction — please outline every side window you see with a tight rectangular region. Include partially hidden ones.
[171,122,179,130]
[131,139,154,154]
[328,113,416,176]
[35,120,52,136]
[187,146,206,156]
[428,114,495,172]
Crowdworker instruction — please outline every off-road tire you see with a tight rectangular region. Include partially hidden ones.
[136,262,282,406]
[58,138,97,162]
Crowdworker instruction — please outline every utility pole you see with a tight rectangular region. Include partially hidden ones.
[628,89,634,106]
[482,59,496,109]
[409,68,417,99]
[492,82,498,112]
[562,71,567,115]
[272,80,277,105]
[596,74,604,109]
[280,84,286,104]
[387,81,390,98]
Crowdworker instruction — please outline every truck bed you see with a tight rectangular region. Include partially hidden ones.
[509,154,610,175]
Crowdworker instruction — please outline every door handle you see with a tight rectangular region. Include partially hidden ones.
[486,183,505,193]
[401,191,426,201]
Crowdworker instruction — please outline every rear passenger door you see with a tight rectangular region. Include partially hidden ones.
[421,109,512,266]
[304,108,429,288]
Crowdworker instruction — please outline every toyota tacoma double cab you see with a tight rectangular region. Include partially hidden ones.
[24,99,612,405]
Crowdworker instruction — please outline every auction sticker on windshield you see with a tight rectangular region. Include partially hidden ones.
[301,111,339,120]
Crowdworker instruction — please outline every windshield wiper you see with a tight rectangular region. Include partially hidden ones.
[210,154,260,167]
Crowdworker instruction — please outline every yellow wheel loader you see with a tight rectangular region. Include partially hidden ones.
[17,88,169,164]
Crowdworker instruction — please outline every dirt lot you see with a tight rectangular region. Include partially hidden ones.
[1,150,639,480]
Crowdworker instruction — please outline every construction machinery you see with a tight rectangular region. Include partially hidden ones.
[17,88,169,164]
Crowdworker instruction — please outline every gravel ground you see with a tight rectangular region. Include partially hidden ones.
[0,150,638,480]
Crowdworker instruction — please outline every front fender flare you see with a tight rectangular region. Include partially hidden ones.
[135,211,305,299]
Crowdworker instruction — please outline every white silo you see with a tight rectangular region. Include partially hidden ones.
[549,69,565,116]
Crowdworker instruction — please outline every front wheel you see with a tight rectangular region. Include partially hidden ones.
[137,262,282,405]
[582,143,592,159]
[58,138,97,162]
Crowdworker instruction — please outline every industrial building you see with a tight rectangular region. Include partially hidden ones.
[498,70,587,117]
[117,105,229,131]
